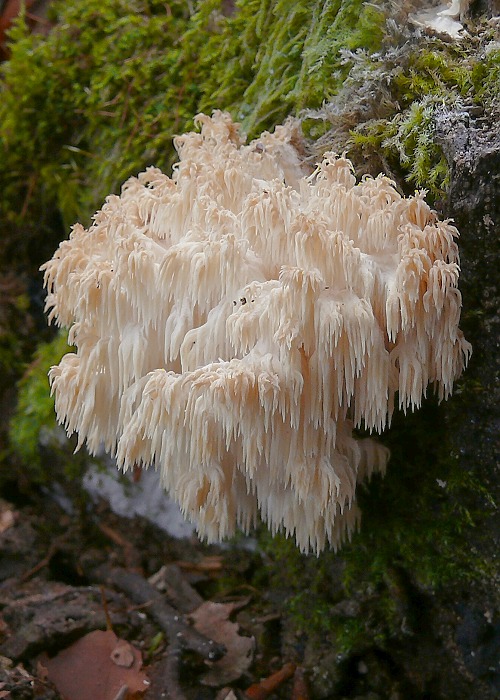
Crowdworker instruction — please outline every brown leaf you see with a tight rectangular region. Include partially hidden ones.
[190,601,255,686]
[40,630,150,700]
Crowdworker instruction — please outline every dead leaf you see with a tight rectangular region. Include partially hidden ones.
[40,629,149,700]
[190,601,255,686]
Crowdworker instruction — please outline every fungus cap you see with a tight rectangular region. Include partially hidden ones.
[41,111,471,554]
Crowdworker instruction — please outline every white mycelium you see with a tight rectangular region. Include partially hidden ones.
[42,112,471,553]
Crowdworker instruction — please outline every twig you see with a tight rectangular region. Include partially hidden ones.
[99,585,114,632]
[148,564,203,613]
[89,564,226,662]
[175,555,223,573]
[245,662,296,700]
[20,532,69,582]
[111,686,129,700]
[144,641,186,700]
[291,666,310,700]
[19,173,37,220]
[98,522,143,572]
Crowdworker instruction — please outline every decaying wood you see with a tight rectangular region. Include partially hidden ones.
[0,581,129,661]
[148,563,204,613]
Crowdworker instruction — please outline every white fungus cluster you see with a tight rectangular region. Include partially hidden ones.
[42,111,471,554]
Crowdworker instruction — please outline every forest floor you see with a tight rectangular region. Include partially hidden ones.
[0,485,302,700]
[1,471,499,700]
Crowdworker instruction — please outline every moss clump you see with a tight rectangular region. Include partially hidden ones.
[472,45,500,115]
[0,0,388,265]
[188,0,386,134]
[8,332,72,476]
[308,26,500,202]
[0,0,193,257]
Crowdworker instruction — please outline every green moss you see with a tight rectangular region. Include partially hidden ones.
[186,0,386,136]
[472,46,500,113]
[350,96,452,193]
[0,0,387,260]
[260,394,495,656]
[0,0,193,237]
[310,28,500,201]
[9,332,72,475]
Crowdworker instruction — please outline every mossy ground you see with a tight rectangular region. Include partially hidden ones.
[8,332,72,474]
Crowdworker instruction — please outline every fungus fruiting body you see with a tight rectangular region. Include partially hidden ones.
[42,112,471,553]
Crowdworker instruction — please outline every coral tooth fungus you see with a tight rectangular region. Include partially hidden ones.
[42,112,471,553]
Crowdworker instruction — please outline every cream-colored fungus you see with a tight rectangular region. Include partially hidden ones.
[42,112,471,553]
